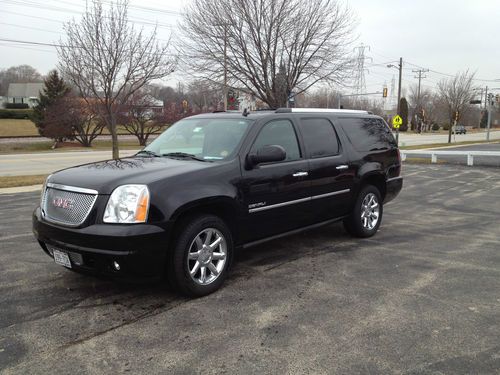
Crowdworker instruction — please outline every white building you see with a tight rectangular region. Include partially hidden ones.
[6,83,44,108]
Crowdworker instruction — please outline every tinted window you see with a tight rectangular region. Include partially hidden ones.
[339,117,396,152]
[299,118,339,158]
[251,119,301,161]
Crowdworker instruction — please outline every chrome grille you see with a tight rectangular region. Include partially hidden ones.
[42,183,98,226]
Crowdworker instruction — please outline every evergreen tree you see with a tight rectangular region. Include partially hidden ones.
[32,70,70,138]
[399,97,409,132]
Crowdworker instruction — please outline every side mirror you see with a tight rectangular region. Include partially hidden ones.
[247,145,286,168]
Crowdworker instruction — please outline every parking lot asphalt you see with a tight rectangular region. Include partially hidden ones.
[1,164,499,374]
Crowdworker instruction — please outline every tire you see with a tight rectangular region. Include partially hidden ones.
[167,214,233,297]
[343,185,383,238]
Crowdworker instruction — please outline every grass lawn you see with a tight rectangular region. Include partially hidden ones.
[0,139,142,154]
[0,119,39,137]
[0,118,131,137]
[0,174,47,188]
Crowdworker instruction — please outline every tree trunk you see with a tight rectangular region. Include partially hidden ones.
[110,112,119,159]
[448,120,452,144]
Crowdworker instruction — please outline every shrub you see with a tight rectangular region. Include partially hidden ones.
[431,123,440,131]
[442,123,450,131]
[0,109,33,119]
[5,103,29,109]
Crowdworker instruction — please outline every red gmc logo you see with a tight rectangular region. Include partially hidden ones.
[52,197,75,210]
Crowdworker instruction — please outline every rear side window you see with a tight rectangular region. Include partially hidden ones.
[298,118,340,158]
[339,117,396,152]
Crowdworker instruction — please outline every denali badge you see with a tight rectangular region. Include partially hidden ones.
[52,197,75,210]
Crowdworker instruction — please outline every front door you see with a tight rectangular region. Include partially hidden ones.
[239,118,311,243]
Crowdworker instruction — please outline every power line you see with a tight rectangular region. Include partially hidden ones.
[0,22,61,34]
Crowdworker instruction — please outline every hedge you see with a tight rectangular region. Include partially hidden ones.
[0,109,34,119]
[5,103,30,109]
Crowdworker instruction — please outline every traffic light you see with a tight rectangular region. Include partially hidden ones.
[487,93,494,106]
[382,87,388,98]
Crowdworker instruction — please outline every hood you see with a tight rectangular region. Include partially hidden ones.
[48,156,217,194]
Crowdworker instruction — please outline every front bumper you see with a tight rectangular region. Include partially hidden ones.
[33,207,172,280]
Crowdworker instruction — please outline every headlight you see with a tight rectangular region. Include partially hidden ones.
[103,185,150,223]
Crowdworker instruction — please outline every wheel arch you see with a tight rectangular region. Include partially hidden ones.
[169,197,243,246]
[358,171,387,201]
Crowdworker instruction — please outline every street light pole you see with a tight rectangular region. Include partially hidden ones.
[388,58,403,145]
[397,57,402,116]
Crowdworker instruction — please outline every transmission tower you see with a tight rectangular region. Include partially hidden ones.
[352,45,372,98]
[390,75,396,110]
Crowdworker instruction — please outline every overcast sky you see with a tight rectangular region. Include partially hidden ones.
[1,0,499,100]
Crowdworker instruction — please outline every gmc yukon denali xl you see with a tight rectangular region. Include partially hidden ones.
[33,108,403,296]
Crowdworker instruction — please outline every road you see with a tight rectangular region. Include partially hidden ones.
[405,142,500,167]
[1,164,499,374]
[0,130,499,177]
[397,130,500,146]
[0,149,139,177]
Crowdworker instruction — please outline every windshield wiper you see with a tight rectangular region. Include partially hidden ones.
[136,150,159,157]
[161,152,207,162]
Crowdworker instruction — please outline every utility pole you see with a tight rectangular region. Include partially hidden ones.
[413,68,429,109]
[413,68,429,132]
[486,91,492,141]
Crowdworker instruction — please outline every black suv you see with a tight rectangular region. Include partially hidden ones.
[33,108,402,296]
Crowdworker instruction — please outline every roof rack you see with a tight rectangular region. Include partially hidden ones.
[275,108,370,114]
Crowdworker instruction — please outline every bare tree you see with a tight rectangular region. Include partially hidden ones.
[121,91,167,146]
[57,0,175,159]
[180,0,355,108]
[437,70,475,143]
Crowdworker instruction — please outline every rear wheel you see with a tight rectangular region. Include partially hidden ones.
[343,185,383,238]
[168,214,233,297]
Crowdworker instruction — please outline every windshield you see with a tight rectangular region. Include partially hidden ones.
[143,118,252,161]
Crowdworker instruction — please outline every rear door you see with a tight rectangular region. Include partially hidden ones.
[296,117,355,223]
[239,118,311,242]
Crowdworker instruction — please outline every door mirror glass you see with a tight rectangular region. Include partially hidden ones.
[247,145,286,167]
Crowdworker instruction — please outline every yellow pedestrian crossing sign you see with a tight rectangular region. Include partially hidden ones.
[392,115,402,129]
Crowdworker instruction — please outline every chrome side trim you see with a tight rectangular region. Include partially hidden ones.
[249,189,351,213]
[249,197,311,213]
[310,189,350,200]
[386,176,403,183]
[47,183,98,195]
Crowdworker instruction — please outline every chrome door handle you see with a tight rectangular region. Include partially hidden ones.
[336,165,349,170]
[292,171,308,177]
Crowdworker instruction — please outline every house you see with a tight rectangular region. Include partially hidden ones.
[6,83,44,108]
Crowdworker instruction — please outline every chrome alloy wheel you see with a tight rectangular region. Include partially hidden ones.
[187,228,227,285]
[361,193,380,230]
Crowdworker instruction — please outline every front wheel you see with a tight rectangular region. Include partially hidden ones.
[167,214,233,297]
[343,185,383,238]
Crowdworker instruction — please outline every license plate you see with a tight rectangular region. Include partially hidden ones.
[53,249,72,268]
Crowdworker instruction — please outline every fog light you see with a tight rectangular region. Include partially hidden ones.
[113,261,121,271]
